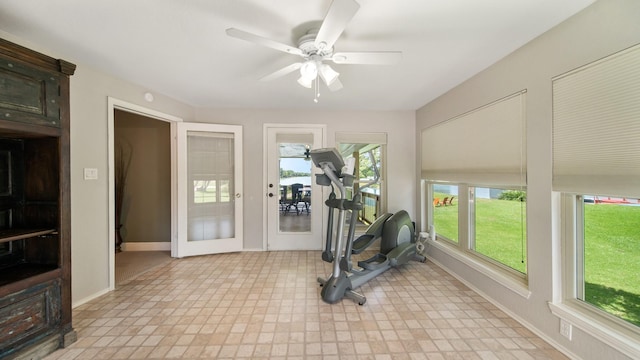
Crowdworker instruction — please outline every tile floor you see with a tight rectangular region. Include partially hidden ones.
[44,251,568,359]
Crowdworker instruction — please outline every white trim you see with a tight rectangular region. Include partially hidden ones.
[242,247,264,252]
[427,255,579,360]
[428,238,531,299]
[107,97,183,291]
[120,242,171,251]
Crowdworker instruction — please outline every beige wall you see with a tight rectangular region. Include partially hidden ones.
[416,0,640,359]
[68,66,194,304]
[115,110,171,244]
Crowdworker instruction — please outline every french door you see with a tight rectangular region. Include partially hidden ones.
[265,125,325,250]
[175,123,243,257]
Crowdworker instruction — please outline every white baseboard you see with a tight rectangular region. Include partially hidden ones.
[121,242,171,251]
[72,287,110,309]
[242,247,264,252]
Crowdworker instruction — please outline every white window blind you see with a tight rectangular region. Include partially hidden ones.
[553,44,640,197]
[421,91,526,187]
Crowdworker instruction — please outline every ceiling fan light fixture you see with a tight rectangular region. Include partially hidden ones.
[319,64,339,86]
[297,75,313,88]
[299,60,318,80]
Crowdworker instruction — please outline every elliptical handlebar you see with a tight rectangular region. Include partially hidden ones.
[309,148,351,279]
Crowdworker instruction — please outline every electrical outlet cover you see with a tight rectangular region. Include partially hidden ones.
[560,319,572,340]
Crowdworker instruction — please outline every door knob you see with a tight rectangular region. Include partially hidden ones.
[268,193,274,197]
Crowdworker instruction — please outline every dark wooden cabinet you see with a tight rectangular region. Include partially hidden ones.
[0,38,75,359]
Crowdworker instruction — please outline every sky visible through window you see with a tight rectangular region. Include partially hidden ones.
[281,158,311,174]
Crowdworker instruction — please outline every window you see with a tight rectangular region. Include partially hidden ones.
[193,180,216,203]
[427,183,527,276]
[432,184,458,243]
[551,44,640,355]
[576,195,640,327]
[343,145,381,224]
[336,131,388,224]
[193,178,232,203]
[471,187,526,274]
[421,91,527,283]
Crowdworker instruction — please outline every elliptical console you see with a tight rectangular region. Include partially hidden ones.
[310,147,425,305]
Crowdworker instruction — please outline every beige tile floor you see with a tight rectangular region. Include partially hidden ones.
[44,251,568,359]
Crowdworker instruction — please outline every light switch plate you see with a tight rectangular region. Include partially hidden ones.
[84,168,98,180]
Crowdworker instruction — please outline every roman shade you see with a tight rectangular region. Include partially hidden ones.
[553,44,640,197]
[421,91,526,187]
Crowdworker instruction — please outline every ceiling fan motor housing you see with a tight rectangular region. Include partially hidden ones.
[298,29,333,58]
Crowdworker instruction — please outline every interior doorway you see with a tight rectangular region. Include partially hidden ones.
[107,98,183,290]
[113,109,172,285]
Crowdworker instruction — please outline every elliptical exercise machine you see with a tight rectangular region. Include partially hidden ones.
[310,148,425,305]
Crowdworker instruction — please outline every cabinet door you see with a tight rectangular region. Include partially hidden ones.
[0,58,61,127]
[0,279,61,356]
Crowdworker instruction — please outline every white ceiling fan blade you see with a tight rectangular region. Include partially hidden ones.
[327,78,343,92]
[226,28,304,56]
[260,62,303,82]
[331,51,402,65]
[315,0,360,51]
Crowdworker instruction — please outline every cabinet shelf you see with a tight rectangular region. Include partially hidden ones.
[0,228,56,244]
[0,263,59,287]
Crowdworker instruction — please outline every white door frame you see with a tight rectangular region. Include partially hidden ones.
[107,97,182,290]
[262,123,327,250]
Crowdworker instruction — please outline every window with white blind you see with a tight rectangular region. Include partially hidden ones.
[552,43,640,356]
[421,91,528,283]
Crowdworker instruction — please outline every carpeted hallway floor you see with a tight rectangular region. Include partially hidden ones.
[115,251,173,286]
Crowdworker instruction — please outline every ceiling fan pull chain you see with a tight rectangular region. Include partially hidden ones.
[314,75,320,103]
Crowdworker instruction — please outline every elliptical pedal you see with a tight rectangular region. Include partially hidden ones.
[357,253,389,271]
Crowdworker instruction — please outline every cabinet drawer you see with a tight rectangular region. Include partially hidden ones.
[0,58,61,128]
[0,279,61,353]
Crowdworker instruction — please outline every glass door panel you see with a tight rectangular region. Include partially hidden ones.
[176,123,242,257]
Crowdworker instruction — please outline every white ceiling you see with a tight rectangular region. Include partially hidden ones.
[0,0,595,111]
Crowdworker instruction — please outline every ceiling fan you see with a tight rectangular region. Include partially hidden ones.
[225,0,401,98]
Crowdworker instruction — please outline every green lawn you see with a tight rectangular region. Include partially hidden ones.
[433,193,526,273]
[584,203,640,326]
[432,193,640,327]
